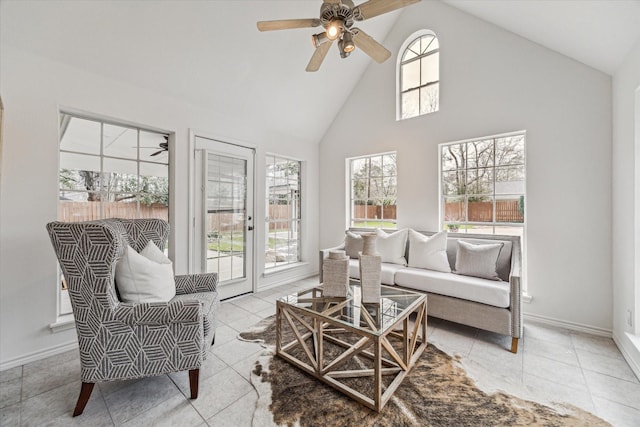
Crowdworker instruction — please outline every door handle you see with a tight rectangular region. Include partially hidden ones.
[248,226,254,231]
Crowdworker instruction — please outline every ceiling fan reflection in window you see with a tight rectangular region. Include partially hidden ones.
[257,0,421,72]
[140,135,168,157]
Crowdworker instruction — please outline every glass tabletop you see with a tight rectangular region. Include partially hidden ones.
[277,282,426,335]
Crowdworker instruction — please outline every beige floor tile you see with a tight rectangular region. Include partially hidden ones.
[523,322,572,346]
[104,375,181,425]
[212,338,264,367]
[523,353,587,390]
[206,390,258,427]
[522,373,596,414]
[168,353,228,391]
[0,366,22,383]
[120,393,205,427]
[213,324,243,345]
[0,377,21,409]
[584,370,640,410]
[20,380,113,426]
[21,357,81,400]
[524,336,580,367]
[230,295,274,314]
[592,396,640,426]
[187,367,254,420]
[227,312,264,332]
[570,332,624,360]
[577,348,639,383]
[0,402,21,426]
[217,303,254,325]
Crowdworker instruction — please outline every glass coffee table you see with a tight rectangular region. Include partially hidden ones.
[275,281,427,412]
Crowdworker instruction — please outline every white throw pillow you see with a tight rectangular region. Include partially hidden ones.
[375,228,408,265]
[115,241,176,303]
[454,240,504,281]
[408,230,451,273]
[344,231,363,259]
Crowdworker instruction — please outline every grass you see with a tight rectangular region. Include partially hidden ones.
[352,221,397,229]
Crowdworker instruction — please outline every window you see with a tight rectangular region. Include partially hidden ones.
[58,113,169,314]
[265,154,301,269]
[349,152,397,229]
[398,30,439,120]
[439,132,525,236]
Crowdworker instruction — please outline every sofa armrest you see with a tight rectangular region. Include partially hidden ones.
[509,236,523,338]
[319,243,345,283]
[174,273,218,295]
[114,299,202,326]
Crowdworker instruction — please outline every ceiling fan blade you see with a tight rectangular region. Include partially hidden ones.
[257,19,320,32]
[150,150,164,157]
[352,29,391,63]
[354,0,421,21]
[306,41,334,72]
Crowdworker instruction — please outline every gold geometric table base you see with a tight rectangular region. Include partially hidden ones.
[276,291,428,412]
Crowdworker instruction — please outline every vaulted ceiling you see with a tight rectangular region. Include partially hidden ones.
[2,0,639,146]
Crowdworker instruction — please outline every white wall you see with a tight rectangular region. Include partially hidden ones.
[612,37,640,375]
[319,1,613,331]
[0,49,319,367]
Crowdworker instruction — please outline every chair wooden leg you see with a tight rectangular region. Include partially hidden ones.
[73,382,95,417]
[510,337,519,353]
[189,369,200,399]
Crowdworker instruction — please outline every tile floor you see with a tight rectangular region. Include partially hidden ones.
[1,276,639,426]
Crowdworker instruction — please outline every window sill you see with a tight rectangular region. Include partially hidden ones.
[49,313,75,333]
[263,262,309,277]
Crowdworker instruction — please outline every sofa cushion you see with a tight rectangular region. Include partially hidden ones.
[394,267,510,308]
[454,240,504,281]
[344,231,363,259]
[408,229,451,273]
[445,238,513,282]
[348,259,405,285]
[376,228,408,265]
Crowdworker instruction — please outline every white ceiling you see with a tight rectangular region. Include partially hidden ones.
[443,0,640,75]
[2,0,639,146]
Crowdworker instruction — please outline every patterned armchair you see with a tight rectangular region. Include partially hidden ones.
[46,218,219,417]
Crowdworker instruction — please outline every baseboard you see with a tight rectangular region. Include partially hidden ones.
[0,340,78,372]
[523,312,612,337]
[612,331,640,381]
[258,270,318,292]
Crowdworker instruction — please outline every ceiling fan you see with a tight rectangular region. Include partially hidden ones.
[139,135,169,157]
[257,0,421,72]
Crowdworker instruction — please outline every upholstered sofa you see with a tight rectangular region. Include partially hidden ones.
[320,229,522,353]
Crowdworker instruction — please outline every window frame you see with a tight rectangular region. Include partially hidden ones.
[56,111,171,319]
[264,153,302,271]
[347,151,398,230]
[438,130,526,235]
[397,29,440,120]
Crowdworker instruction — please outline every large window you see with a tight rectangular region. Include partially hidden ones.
[265,155,301,269]
[398,30,439,120]
[349,152,397,229]
[58,113,169,314]
[440,132,525,236]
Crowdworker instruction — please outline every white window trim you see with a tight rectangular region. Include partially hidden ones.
[396,29,439,121]
[264,153,303,271]
[346,151,398,230]
[438,130,527,295]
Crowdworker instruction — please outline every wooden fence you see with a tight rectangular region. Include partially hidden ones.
[60,202,294,231]
[353,205,397,220]
[445,199,523,223]
[59,201,168,222]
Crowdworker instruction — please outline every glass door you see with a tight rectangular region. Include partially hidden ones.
[194,137,254,299]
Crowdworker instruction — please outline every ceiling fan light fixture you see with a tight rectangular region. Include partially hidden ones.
[342,31,355,53]
[338,39,351,58]
[312,31,329,48]
[326,19,343,41]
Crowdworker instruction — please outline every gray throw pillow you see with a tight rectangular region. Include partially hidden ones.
[454,240,504,281]
[344,231,363,259]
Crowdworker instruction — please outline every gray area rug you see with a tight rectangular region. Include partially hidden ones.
[239,316,610,427]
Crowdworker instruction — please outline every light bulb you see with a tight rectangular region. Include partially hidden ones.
[326,20,342,41]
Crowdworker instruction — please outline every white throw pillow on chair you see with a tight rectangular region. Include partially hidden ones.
[115,241,176,303]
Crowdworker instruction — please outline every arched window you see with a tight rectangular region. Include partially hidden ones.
[397,30,439,120]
